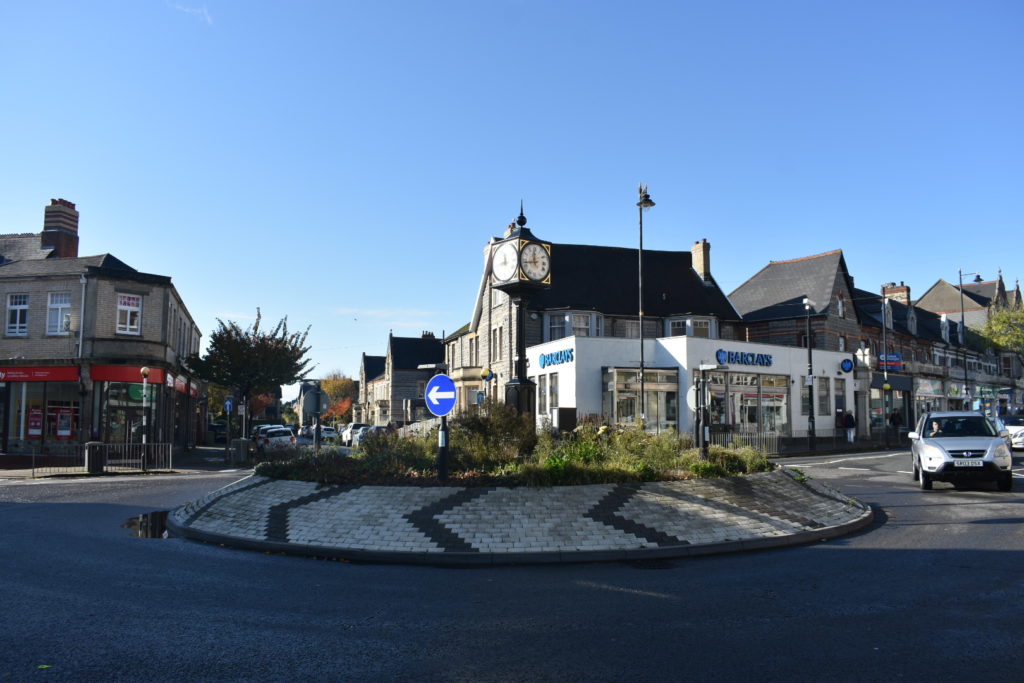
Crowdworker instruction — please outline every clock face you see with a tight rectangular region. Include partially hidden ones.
[491,242,518,282]
[520,242,550,281]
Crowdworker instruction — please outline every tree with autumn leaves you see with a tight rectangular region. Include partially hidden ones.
[320,371,358,423]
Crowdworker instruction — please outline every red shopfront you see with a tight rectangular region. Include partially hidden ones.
[0,365,83,455]
[90,365,200,448]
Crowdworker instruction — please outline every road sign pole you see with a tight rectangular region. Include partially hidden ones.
[424,374,457,482]
[438,415,448,481]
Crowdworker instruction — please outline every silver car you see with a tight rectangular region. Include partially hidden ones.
[909,411,1013,491]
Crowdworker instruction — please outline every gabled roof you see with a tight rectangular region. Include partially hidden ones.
[916,278,990,314]
[388,335,443,371]
[729,250,851,321]
[361,354,385,382]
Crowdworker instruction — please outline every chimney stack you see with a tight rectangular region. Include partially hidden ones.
[883,281,911,304]
[693,238,711,282]
[41,198,80,258]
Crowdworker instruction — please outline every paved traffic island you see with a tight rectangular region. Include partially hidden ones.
[166,468,873,565]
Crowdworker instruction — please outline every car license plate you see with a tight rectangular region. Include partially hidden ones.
[953,459,983,467]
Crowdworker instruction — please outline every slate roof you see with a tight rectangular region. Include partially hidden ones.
[916,279,991,313]
[729,250,849,321]
[361,354,385,382]
[0,234,53,263]
[0,253,175,288]
[389,335,443,371]
[0,253,137,277]
[530,243,739,319]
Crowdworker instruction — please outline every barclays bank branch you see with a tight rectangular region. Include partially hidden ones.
[526,335,857,439]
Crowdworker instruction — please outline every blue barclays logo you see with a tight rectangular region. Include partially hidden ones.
[716,349,773,367]
[539,348,574,369]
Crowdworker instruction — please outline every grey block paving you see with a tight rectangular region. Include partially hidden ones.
[167,468,874,565]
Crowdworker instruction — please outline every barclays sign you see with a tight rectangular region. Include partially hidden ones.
[716,349,773,367]
[539,348,574,369]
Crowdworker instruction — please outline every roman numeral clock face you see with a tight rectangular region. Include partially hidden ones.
[520,242,550,281]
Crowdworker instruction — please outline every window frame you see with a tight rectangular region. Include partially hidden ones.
[6,293,28,337]
[116,293,143,335]
[46,292,72,336]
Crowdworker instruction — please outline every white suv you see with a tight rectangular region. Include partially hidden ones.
[909,411,1013,491]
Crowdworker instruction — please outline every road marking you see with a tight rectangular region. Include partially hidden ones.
[782,452,904,467]
[839,467,871,471]
[897,470,913,474]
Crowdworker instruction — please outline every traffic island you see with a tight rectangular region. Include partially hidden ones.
[166,468,873,565]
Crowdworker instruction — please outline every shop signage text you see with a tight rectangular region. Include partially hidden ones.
[539,348,574,368]
[716,349,773,367]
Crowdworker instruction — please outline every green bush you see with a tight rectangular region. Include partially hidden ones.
[257,418,777,486]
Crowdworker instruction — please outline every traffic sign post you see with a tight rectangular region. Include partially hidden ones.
[425,375,457,481]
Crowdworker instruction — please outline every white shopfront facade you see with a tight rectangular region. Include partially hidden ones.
[527,335,857,438]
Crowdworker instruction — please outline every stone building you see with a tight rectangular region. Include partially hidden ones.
[0,200,204,463]
[444,215,742,430]
[729,249,1023,435]
[355,332,443,426]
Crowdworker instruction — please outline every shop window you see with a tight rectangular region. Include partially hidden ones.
[549,373,559,410]
[538,374,548,414]
[47,292,72,335]
[116,294,142,335]
[6,293,28,336]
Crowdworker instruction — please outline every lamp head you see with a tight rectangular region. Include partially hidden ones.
[636,183,655,210]
[140,366,150,379]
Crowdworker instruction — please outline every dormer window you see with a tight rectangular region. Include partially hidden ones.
[665,317,717,339]
[907,307,917,336]
[835,295,846,318]
[940,314,950,343]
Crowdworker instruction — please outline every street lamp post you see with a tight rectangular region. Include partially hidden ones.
[958,269,981,410]
[140,366,150,470]
[637,184,655,429]
[880,292,891,448]
[803,298,815,451]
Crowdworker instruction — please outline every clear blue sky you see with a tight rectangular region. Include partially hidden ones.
[2,1,1021,401]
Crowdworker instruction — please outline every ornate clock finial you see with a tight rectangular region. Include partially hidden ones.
[517,201,527,228]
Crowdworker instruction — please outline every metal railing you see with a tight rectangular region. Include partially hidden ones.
[28,443,173,477]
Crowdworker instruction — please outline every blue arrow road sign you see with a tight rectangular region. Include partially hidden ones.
[224,398,233,412]
[425,374,457,417]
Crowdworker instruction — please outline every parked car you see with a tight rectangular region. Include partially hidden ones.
[321,426,338,440]
[350,426,371,447]
[257,427,296,452]
[909,411,1013,491]
[251,424,284,441]
[1002,415,1024,450]
[342,423,368,446]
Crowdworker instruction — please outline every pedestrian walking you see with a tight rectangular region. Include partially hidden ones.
[843,410,856,443]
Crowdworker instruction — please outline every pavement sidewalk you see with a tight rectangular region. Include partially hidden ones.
[166,468,873,566]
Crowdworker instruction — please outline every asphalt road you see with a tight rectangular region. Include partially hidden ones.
[2,455,1024,682]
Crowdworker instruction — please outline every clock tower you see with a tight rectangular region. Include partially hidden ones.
[490,205,552,415]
